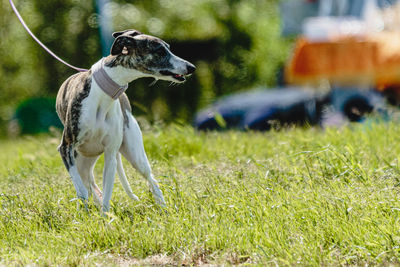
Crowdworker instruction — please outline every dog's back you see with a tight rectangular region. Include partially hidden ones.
[56,71,92,126]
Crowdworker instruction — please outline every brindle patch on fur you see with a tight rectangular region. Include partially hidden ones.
[105,35,173,75]
[118,93,132,128]
[113,29,142,39]
[56,71,92,169]
[57,71,92,125]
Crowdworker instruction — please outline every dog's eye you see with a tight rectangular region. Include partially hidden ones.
[157,48,168,58]
[154,45,163,52]
[154,47,168,58]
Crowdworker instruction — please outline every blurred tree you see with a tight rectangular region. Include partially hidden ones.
[0,0,291,135]
[0,0,99,135]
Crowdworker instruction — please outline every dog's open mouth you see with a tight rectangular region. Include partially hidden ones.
[160,70,186,82]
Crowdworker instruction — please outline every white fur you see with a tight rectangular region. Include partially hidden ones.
[59,32,195,215]
[63,43,195,215]
[116,153,139,201]
[74,59,166,213]
[119,112,165,206]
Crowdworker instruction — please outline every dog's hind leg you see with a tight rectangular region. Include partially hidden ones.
[120,114,166,206]
[58,135,89,209]
[116,153,139,201]
[76,154,103,207]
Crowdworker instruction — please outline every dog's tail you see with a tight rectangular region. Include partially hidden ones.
[116,153,140,201]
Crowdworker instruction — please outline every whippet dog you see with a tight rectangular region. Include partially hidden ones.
[56,29,195,213]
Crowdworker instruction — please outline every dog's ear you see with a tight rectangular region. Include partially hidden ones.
[112,29,142,38]
[112,31,126,38]
[110,36,138,56]
[111,29,143,56]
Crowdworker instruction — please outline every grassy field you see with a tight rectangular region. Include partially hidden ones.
[1,123,400,265]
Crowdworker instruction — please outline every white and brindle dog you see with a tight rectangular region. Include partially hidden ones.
[56,29,195,213]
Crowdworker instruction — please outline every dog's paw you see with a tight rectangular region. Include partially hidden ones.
[129,193,140,202]
[155,195,166,207]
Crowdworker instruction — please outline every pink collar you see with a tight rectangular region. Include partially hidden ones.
[92,58,128,100]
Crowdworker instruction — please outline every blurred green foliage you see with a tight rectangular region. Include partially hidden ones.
[0,0,291,134]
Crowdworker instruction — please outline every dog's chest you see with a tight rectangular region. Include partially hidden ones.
[76,86,124,157]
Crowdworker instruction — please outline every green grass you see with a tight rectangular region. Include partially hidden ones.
[1,123,400,265]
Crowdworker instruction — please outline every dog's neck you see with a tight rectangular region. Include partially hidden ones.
[92,58,145,100]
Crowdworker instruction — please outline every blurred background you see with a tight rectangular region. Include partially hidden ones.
[0,0,290,136]
[1,0,400,136]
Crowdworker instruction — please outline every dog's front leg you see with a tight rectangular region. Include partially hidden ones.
[116,153,139,201]
[120,113,166,206]
[102,150,118,213]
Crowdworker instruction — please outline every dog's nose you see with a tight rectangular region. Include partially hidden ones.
[186,64,196,74]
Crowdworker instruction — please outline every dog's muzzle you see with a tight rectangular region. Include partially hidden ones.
[160,64,196,82]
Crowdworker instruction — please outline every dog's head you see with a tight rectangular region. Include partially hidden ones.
[109,29,195,83]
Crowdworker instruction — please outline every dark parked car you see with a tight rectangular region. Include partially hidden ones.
[194,87,382,131]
